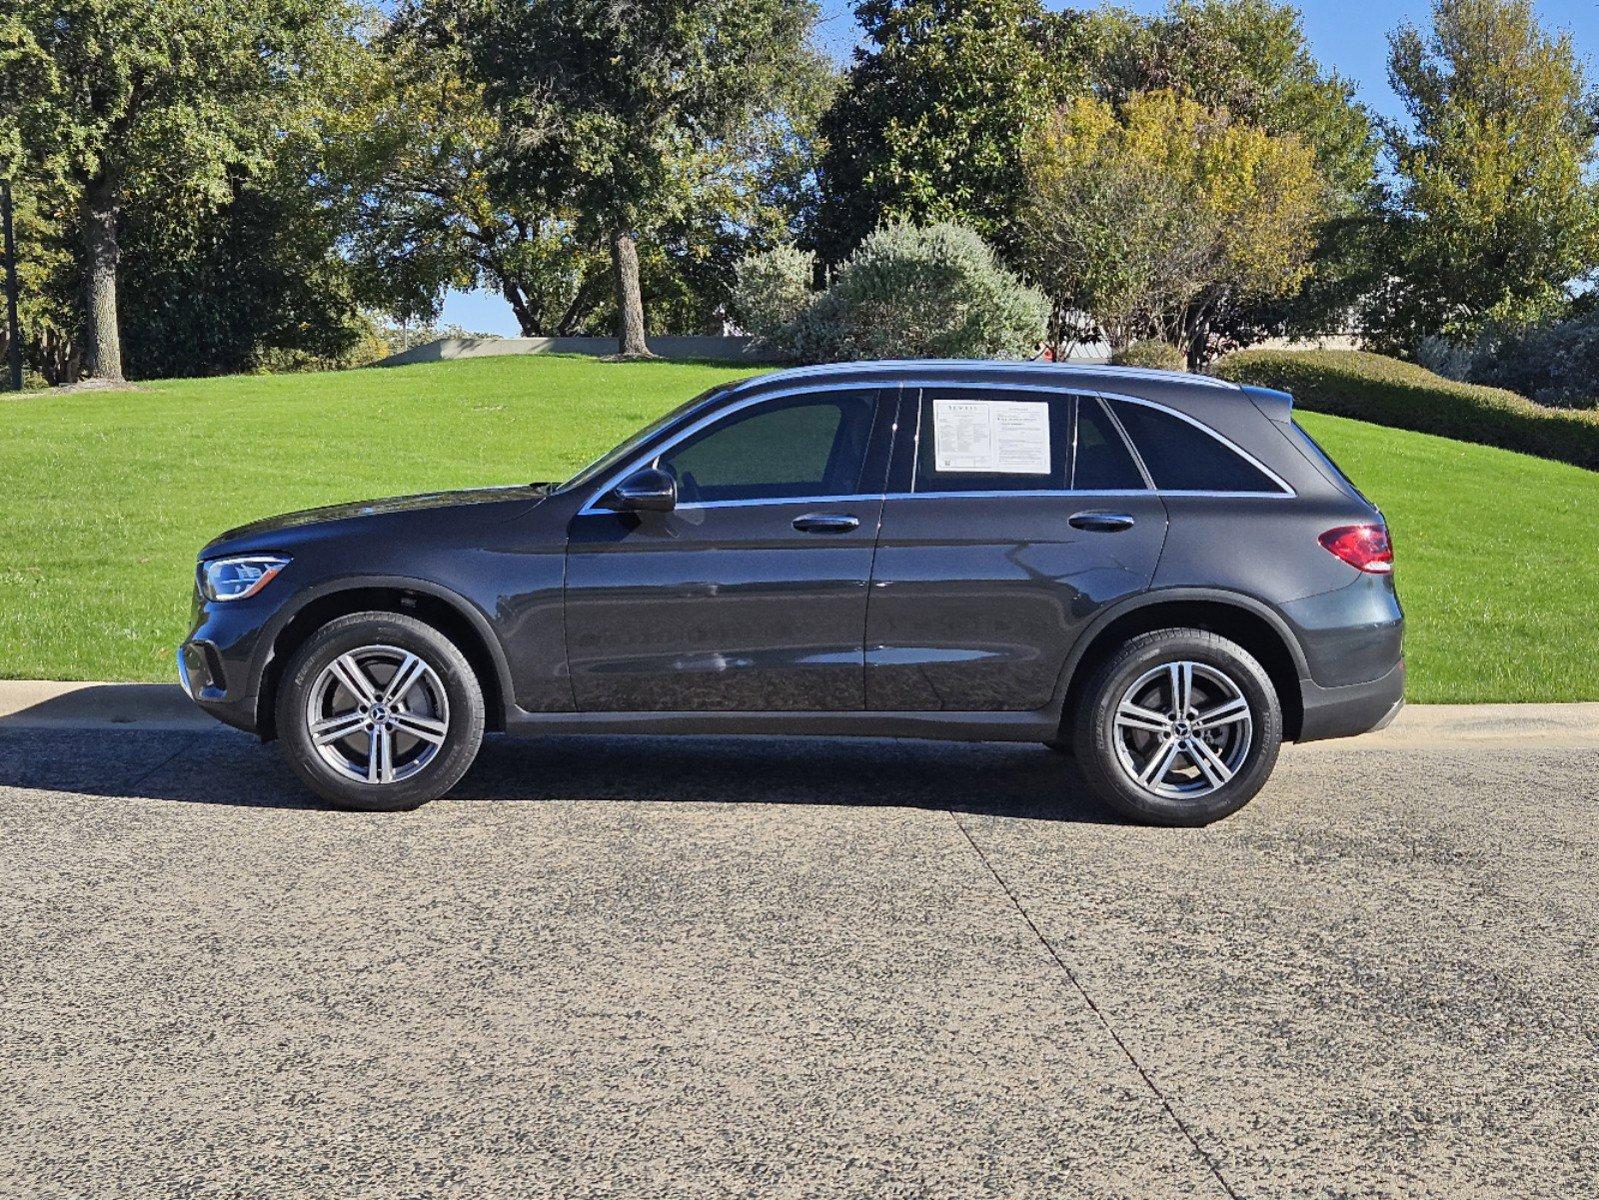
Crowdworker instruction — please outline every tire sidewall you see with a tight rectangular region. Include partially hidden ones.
[275,612,485,811]
[1073,630,1282,827]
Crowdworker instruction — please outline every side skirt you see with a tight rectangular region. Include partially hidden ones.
[502,707,1057,743]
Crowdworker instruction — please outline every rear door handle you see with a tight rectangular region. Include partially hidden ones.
[1069,510,1136,532]
[793,513,861,534]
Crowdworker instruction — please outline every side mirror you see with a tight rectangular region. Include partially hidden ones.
[601,466,677,513]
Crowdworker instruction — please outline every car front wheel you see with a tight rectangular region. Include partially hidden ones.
[1070,628,1282,826]
[275,611,485,811]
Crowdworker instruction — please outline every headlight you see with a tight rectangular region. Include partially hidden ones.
[200,555,290,602]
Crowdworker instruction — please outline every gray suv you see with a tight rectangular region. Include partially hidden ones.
[182,360,1403,825]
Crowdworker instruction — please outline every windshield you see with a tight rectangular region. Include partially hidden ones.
[553,385,731,494]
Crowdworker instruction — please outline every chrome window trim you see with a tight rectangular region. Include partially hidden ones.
[1094,389,1296,497]
[732,359,1240,392]
[578,381,887,516]
[672,494,881,511]
[578,376,1293,516]
[582,486,1291,515]
[884,489,1296,502]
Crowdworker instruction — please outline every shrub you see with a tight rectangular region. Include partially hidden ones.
[728,245,816,358]
[1213,349,1599,472]
[800,221,1046,363]
[1465,311,1599,410]
[1110,340,1186,371]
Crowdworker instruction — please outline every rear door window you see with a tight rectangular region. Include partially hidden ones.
[913,389,1074,493]
[1109,399,1286,494]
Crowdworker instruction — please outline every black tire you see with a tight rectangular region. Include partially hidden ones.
[275,611,485,812]
[1069,628,1282,827]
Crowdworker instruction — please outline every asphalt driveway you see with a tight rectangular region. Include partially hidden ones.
[1,723,1594,1198]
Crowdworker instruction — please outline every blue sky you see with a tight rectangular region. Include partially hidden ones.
[443,0,1599,334]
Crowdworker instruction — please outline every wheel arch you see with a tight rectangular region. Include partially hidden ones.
[1053,589,1307,742]
[253,576,513,740]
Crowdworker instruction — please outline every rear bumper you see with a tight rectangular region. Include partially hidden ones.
[1296,659,1405,743]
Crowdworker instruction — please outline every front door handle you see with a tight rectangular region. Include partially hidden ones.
[793,513,861,534]
[1069,510,1136,532]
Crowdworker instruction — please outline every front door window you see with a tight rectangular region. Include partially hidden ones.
[657,391,878,505]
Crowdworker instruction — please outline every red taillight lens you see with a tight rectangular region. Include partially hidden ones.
[1319,524,1394,574]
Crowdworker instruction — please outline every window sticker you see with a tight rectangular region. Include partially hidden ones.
[932,398,1051,474]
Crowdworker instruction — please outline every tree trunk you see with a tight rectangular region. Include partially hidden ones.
[555,266,608,336]
[609,227,651,358]
[81,176,125,383]
[501,280,540,337]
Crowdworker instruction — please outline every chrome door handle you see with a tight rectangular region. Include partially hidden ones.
[1069,511,1136,532]
[792,513,861,534]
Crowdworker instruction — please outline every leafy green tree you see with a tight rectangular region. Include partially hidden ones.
[1373,0,1599,347]
[115,154,379,379]
[1019,91,1324,363]
[339,8,612,338]
[1086,0,1373,198]
[445,0,818,357]
[1081,0,1378,344]
[0,0,362,382]
[0,177,80,383]
[813,0,1078,261]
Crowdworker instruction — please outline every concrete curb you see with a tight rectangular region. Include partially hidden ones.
[1,681,1596,746]
[0,682,215,731]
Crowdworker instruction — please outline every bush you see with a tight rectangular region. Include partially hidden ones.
[1465,312,1599,410]
[1213,349,1599,472]
[809,222,1047,361]
[733,223,1047,364]
[728,245,816,358]
[1110,340,1186,371]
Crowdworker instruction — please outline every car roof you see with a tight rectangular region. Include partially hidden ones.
[724,358,1247,406]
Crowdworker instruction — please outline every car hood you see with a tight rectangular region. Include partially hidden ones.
[204,484,552,552]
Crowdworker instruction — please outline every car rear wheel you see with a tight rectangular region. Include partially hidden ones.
[1070,628,1281,826]
[275,612,485,811]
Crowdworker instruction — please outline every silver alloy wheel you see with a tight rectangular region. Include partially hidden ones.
[305,644,450,785]
[1111,660,1253,800]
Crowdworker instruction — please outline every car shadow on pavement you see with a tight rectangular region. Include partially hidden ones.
[0,728,1125,823]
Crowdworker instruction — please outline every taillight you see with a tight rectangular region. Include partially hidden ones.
[1319,523,1393,574]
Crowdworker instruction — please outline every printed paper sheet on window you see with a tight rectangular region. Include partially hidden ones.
[932,399,1050,474]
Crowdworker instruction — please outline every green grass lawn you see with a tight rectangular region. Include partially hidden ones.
[2,354,1594,701]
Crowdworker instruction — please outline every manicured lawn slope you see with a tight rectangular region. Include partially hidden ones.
[1295,410,1598,703]
[1,354,1594,701]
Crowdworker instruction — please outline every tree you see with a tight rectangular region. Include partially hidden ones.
[341,8,611,338]
[1019,91,1324,363]
[813,0,1078,261]
[1086,1,1373,198]
[0,0,361,383]
[1375,0,1599,347]
[446,0,818,358]
[1081,0,1378,345]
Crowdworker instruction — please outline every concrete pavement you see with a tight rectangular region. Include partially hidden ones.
[1,722,1595,1198]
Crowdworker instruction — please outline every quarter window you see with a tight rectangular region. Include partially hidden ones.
[1109,400,1285,494]
[1072,398,1147,491]
[655,390,877,504]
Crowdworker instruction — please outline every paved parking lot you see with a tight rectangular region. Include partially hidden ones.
[2,723,1595,1198]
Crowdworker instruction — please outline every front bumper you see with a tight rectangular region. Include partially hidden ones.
[178,590,279,736]
[1296,658,1405,743]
